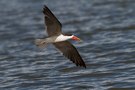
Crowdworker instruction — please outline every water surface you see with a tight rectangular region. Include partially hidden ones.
[0,0,135,90]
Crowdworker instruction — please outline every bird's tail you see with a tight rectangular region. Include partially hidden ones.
[35,39,47,48]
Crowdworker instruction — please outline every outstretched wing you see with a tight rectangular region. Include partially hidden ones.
[43,5,62,36]
[53,41,86,68]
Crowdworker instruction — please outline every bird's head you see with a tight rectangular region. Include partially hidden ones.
[71,35,81,41]
[64,33,81,41]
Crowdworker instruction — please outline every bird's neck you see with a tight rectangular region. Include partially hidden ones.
[55,34,73,42]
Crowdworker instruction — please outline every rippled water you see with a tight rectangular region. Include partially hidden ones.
[0,0,135,90]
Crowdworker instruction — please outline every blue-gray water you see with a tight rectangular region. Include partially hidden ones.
[0,0,135,90]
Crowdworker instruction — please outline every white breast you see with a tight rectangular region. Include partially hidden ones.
[55,34,72,42]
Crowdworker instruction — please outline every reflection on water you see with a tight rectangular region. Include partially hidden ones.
[0,0,135,90]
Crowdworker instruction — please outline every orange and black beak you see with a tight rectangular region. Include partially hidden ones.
[72,36,81,41]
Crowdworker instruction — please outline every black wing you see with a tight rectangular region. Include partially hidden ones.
[43,5,62,36]
[53,41,86,68]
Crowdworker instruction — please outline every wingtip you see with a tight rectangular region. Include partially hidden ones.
[80,60,86,68]
[43,5,47,8]
[71,56,86,68]
[43,5,49,10]
[76,62,86,68]
[77,64,86,68]
[43,5,47,12]
[84,65,86,68]
[81,64,86,68]
[43,5,50,14]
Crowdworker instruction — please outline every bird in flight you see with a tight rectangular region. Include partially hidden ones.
[35,5,86,68]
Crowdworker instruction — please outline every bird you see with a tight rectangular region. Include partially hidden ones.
[35,5,86,68]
